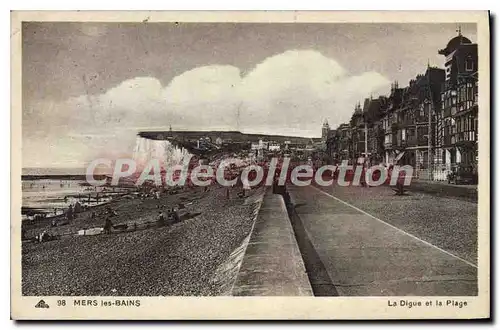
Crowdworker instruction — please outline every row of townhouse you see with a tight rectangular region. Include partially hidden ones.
[326,31,478,180]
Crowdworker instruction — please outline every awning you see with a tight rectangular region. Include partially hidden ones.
[395,151,405,162]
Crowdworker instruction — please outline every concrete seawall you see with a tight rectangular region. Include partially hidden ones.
[406,180,477,202]
[211,188,265,295]
[231,191,313,296]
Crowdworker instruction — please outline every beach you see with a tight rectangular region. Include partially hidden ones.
[21,179,124,220]
[22,184,265,296]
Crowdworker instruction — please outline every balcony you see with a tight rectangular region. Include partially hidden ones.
[414,115,432,124]
[400,120,414,127]
[455,131,477,143]
[406,136,430,147]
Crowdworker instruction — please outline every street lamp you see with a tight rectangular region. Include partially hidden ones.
[423,68,436,181]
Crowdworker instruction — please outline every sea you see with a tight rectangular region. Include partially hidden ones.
[21,168,112,220]
[21,137,190,220]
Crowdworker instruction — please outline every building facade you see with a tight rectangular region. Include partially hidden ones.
[327,123,351,163]
[382,82,403,165]
[437,31,478,172]
[322,119,331,142]
[350,103,365,160]
[327,31,478,181]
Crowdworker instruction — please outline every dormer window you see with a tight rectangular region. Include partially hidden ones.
[465,57,474,71]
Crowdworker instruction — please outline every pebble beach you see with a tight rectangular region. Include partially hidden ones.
[22,185,265,296]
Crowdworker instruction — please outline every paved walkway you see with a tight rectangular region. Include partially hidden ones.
[288,185,477,296]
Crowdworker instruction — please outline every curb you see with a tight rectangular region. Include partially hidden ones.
[231,189,313,296]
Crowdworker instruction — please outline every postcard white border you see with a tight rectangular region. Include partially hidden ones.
[10,10,490,320]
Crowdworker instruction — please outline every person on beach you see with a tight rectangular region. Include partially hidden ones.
[104,217,113,234]
[174,206,181,223]
[37,231,46,243]
[273,172,284,195]
[169,208,180,224]
[240,176,251,198]
[157,211,166,227]
[74,201,83,216]
[66,205,74,222]
[106,206,117,217]
[37,231,54,243]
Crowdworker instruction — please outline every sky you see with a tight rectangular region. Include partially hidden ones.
[22,22,477,168]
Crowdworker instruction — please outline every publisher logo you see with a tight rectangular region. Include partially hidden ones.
[35,300,50,309]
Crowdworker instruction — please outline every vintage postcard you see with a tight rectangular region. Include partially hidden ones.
[11,11,490,320]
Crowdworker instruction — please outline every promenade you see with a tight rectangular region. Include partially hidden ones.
[287,184,477,296]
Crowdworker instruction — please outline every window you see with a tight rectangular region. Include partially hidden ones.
[465,57,474,71]
[418,127,427,138]
[467,84,473,101]
[460,87,466,103]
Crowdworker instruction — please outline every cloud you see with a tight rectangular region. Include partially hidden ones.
[23,50,390,167]
[237,50,389,134]
[240,50,346,100]
[163,65,242,130]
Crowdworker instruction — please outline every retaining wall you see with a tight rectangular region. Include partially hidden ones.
[231,190,313,296]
